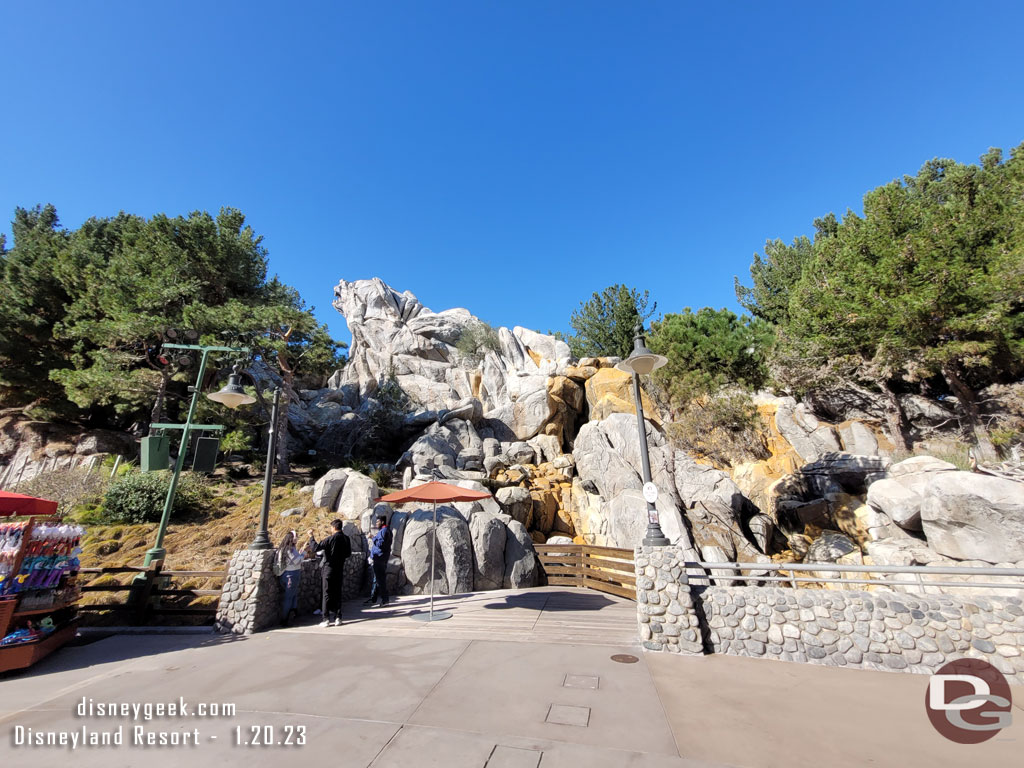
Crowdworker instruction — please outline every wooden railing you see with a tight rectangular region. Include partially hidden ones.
[77,562,226,625]
[535,544,636,600]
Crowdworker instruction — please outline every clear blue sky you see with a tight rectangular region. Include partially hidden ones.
[2,2,1022,347]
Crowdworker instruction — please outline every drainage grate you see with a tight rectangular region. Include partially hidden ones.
[611,653,639,664]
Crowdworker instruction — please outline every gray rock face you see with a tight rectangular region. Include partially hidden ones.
[836,421,879,456]
[312,468,350,509]
[332,278,571,441]
[504,520,539,588]
[674,453,744,521]
[335,472,380,519]
[921,472,1024,563]
[867,478,926,530]
[505,441,537,465]
[400,508,448,594]
[607,489,692,552]
[469,511,507,590]
[799,453,891,494]
[495,486,532,527]
[900,394,957,429]
[806,531,859,563]
[774,399,841,461]
[437,513,474,594]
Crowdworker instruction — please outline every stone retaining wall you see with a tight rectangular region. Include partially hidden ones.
[701,585,1024,683]
[216,549,367,635]
[635,545,1024,684]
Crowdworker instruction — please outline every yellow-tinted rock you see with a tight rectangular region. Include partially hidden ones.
[564,365,599,381]
[829,493,873,545]
[553,507,575,535]
[531,489,560,533]
[584,368,661,424]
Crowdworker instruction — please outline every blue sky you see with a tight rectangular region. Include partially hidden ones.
[2,2,1022,347]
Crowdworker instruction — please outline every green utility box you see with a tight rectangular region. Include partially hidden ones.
[140,435,169,472]
[192,436,221,474]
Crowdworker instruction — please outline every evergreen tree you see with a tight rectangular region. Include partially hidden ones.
[563,284,655,358]
[780,146,1024,456]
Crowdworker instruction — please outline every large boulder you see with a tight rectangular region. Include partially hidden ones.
[496,486,533,527]
[400,509,447,594]
[920,472,1024,563]
[312,468,350,509]
[437,513,474,594]
[674,453,745,522]
[867,478,925,530]
[606,489,694,552]
[335,472,380,519]
[773,399,842,462]
[805,531,859,563]
[469,511,507,590]
[503,520,539,588]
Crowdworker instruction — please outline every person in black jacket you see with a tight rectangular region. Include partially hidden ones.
[307,520,351,627]
[365,515,392,607]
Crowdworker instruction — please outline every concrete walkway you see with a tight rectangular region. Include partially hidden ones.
[0,587,1020,768]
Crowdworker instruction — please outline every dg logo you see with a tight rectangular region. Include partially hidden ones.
[926,658,1013,744]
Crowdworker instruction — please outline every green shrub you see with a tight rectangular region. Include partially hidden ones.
[369,467,391,488]
[667,389,769,468]
[220,429,252,454]
[455,321,501,363]
[101,470,212,524]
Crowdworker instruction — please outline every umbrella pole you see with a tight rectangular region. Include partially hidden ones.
[430,500,436,620]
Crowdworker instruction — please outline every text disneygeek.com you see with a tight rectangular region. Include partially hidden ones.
[8,697,307,749]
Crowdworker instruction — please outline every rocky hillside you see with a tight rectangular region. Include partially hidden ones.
[3,277,1024,598]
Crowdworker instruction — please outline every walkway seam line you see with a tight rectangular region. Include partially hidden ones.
[640,651,684,760]
[403,638,475,724]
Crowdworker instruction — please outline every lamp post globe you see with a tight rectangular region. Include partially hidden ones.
[615,323,670,547]
[207,364,257,409]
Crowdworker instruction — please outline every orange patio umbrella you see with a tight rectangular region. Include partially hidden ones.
[378,480,492,621]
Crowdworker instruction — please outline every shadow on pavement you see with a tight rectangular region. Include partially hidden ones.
[0,630,246,680]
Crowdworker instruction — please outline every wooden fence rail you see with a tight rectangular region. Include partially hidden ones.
[77,562,227,624]
[534,544,636,600]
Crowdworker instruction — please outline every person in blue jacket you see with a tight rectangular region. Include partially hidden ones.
[366,515,392,607]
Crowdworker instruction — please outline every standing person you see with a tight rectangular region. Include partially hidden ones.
[273,530,304,626]
[308,520,351,627]
[366,515,392,607]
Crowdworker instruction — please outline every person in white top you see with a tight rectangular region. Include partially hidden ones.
[272,530,304,626]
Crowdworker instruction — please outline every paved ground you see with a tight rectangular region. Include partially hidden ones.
[0,587,1020,768]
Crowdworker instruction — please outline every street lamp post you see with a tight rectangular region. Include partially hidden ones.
[250,387,281,551]
[142,343,250,567]
[615,323,670,547]
[208,368,280,551]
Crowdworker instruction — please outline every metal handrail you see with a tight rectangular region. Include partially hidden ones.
[684,561,1024,591]
[684,561,1024,576]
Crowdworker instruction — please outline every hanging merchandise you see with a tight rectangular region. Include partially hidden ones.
[0,521,84,595]
[0,516,83,672]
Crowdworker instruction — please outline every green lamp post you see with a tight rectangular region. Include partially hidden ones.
[142,344,254,567]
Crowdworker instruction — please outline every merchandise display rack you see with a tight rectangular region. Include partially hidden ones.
[0,515,82,673]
